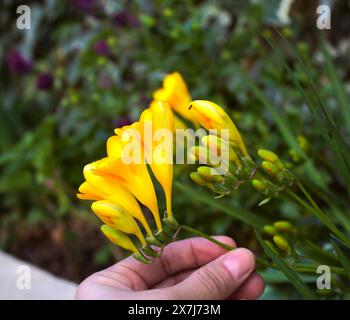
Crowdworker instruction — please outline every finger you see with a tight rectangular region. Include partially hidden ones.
[111,236,236,289]
[167,248,255,299]
[227,273,265,300]
[152,269,195,289]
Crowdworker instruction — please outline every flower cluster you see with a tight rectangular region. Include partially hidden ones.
[77,72,193,263]
[77,71,296,262]
[187,101,296,205]
[263,220,297,255]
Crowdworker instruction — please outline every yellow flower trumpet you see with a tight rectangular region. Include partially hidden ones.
[189,100,248,156]
[92,156,162,231]
[92,200,146,246]
[149,101,174,217]
[78,162,152,236]
[101,225,138,253]
[116,102,175,217]
[153,72,193,122]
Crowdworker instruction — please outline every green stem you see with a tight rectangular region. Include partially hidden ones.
[292,264,347,276]
[297,181,322,213]
[286,189,350,247]
[179,225,348,276]
[180,224,235,251]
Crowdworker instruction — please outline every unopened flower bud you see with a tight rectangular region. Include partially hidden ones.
[258,149,284,170]
[273,235,291,252]
[262,161,279,176]
[190,172,209,186]
[289,149,301,162]
[252,179,267,192]
[297,135,310,152]
[197,166,223,183]
[201,135,240,165]
[258,149,279,162]
[274,221,296,233]
[101,225,138,253]
[263,225,279,236]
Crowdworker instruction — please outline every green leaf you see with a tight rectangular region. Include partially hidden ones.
[233,63,325,189]
[266,28,350,196]
[295,240,340,267]
[259,269,317,284]
[255,229,317,299]
[331,240,350,280]
[175,182,270,229]
[321,37,350,134]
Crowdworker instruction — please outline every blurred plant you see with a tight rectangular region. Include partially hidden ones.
[1,0,350,298]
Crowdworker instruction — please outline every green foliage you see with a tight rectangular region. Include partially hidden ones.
[1,0,350,297]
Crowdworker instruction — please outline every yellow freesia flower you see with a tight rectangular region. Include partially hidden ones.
[117,103,174,217]
[92,200,146,245]
[142,103,188,132]
[149,101,174,216]
[101,225,138,253]
[78,162,152,236]
[92,156,162,231]
[189,100,248,156]
[153,72,193,122]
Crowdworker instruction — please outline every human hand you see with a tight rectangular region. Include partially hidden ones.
[76,236,265,300]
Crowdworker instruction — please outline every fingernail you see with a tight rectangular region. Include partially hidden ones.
[223,248,255,280]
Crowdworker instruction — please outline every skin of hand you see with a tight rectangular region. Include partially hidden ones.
[76,236,265,300]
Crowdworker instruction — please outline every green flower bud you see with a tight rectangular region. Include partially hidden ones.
[189,146,220,167]
[273,221,294,233]
[258,149,279,162]
[297,135,310,152]
[289,149,301,162]
[197,166,223,183]
[263,225,279,236]
[190,172,209,186]
[262,161,279,176]
[273,236,291,252]
[258,149,284,170]
[252,179,267,192]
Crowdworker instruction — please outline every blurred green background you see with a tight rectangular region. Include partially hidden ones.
[1,0,350,299]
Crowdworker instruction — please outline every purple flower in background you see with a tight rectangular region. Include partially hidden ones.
[113,115,132,128]
[93,40,110,56]
[5,49,33,75]
[112,10,140,28]
[36,73,54,90]
[128,14,140,28]
[71,0,96,12]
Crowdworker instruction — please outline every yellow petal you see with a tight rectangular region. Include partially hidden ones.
[83,163,152,236]
[189,100,248,156]
[92,200,146,245]
[153,72,194,122]
[139,108,152,122]
[77,181,104,200]
[93,157,162,231]
[149,101,174,216]
[101,225,138,253]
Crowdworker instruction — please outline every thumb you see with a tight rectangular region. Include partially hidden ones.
[169,248,255,299]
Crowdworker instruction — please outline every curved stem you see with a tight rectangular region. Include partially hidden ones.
[180,224,235,251]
